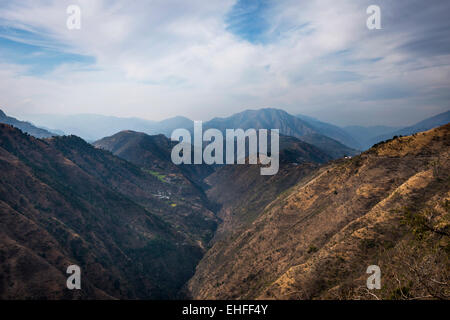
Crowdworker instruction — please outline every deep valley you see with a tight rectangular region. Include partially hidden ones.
[0,109,448,300]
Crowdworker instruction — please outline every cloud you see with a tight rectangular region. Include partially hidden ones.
[0,0,449,126]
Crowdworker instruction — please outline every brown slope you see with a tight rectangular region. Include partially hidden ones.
[205,163,319,242]
[204,135,332,241]
[187,124,450,299]
[93,130,215,188]
[0,124,208,299]
[55,134,217,248]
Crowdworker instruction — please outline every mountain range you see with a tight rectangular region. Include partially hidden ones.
[0,109,57,138]
[23,113,193,142]
[24,109,355,158]
[296,114,362,149]
[0,107,449,300]
[367,110,450,147]
[19,108,450,153]
[203,108,359,159]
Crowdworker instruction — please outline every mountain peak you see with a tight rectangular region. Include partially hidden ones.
[245,107,287,113]
[204,108,358,159]
[237,107,291,117]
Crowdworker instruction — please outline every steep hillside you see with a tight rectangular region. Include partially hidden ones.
[204,136,332,241]
[205,108,358,159]
[205,163,320,242]
[188,124,450,300]
[0,124,216,299]
[93,130,215,193]
[94,129,333,246]
[0,109,56,138]
[56,134,218,247]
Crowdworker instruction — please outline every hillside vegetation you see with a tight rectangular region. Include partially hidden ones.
[188,124,449,299]
[0,124,216,299]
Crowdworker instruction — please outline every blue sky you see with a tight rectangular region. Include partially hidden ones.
[0,33,94,75]
[0,0,449,126]
[226,0,271,43]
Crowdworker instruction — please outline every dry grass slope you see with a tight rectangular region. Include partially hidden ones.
[188,124,449,300]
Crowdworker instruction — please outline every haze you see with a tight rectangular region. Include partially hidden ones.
[0,0,449,126]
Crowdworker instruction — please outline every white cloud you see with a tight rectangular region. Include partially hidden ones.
[0,0,449,126]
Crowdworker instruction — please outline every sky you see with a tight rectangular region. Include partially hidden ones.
[0,0,449,126]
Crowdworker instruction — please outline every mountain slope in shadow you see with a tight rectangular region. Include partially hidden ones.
[93,130,215,195]
[0,124,216,299]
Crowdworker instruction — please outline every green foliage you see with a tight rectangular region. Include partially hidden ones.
[389,286,411,300]
[142,168,167,182]
[307,245,318,254]
[402,207,450,241]
[360,238,377,250]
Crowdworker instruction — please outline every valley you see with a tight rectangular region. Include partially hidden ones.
[188,124,450,299]
[0,108,448,300]
[1,0,449,304]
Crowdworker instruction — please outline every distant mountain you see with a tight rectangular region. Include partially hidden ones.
[156,116,194,135]
[188,123,450,300]
[296,114,361,150]
[204,108,358,159]
[343,125,401,150]
[25,113,193,141]
[0,109,57,138]
[368,110,450,147]
[205,108,315,137]
[0,123,217,299]
[24,108,359,159]
[20,108,450,155]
